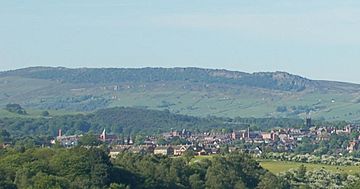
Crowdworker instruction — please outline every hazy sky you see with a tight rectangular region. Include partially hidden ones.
[1,1,360,83]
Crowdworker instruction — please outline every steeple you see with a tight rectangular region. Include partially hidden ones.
[100,128,106,142]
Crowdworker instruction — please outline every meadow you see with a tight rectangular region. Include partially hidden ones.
[259,160,360,174]
[191,156,360,174]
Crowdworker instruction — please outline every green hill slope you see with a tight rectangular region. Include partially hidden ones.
[0,67,359,121]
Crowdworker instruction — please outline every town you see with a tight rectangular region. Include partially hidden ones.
[52,117,360,159]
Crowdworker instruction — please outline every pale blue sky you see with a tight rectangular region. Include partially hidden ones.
[0,1,359,83]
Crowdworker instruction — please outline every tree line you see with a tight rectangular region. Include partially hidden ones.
[0,107,310,139]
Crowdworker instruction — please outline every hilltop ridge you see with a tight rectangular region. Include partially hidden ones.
[1,67,320,91]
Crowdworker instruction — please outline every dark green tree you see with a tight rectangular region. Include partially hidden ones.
[189,174,205,189]
[41,111,50,117]
[78,133,102,146]
[5,103,27,115]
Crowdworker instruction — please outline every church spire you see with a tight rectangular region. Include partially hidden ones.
[100,128,106,142]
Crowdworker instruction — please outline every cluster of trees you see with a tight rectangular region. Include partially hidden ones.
[0,147,111,189]
[35,95,110,111]
[113,152,290,189]
[4,144,360,189]
[2,67,310,91]
[0,107,231,138]
[293,133,356,155]
[0,146,290,189]
[0,129,11,144]
[0,107,312,140]
[263,153,360,166]
[276,105,322,115]
[5,104,27,115]
[279,165,360,189]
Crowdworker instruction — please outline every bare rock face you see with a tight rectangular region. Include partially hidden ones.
[251,71,317,91]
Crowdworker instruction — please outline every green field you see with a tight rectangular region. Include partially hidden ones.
[259,160,360,174]
[191,156,360,174]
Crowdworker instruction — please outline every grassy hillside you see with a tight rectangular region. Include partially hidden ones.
[1,67,360,121]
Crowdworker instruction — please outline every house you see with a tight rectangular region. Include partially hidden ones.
[129,145,155,154]
[262,132,277,141]
[316,133,330,141]
[129,146,147,155]
[347,141,359,153]
[278,134,289,142]
[181,129,192,138]
[52,129,82,147]
[154,146,174,156]
[248,146,263,157]
[209,147,220,154]
[57,135,81,147]
[143,136,157,145]
[0,142,11,149]
[196,148,209,156]
[232,129,250,140]
[231,131,242,140]
[109,145,132,158]
[99,129,121,144]
[173,145,192,156]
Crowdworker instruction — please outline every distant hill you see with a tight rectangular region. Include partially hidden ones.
[1,67,360,121]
